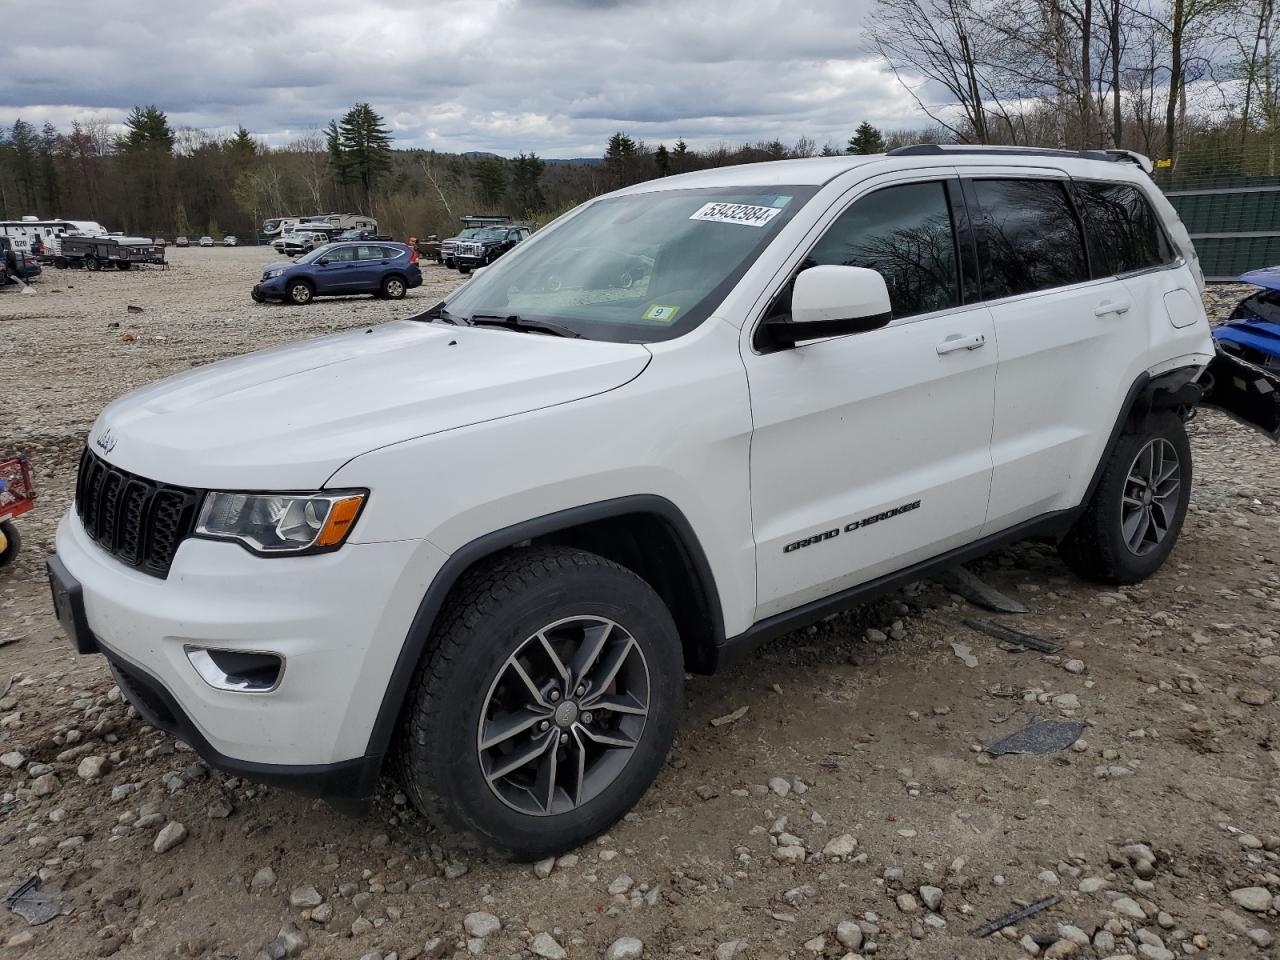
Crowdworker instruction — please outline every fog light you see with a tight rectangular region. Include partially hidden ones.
[185,646,284,693]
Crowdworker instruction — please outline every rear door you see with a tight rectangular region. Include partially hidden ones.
[744,173,999,620]
[351,244,390,290]
[964,173,1150,533]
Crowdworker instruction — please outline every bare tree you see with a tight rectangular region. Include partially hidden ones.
[870,0,1000,142]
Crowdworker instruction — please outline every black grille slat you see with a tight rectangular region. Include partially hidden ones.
[74,448,200,579]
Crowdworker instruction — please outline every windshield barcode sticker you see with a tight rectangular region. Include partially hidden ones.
[689,202,782,227]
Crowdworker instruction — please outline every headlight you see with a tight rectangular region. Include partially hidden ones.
[264,268,283,279]
[195,491,366,555]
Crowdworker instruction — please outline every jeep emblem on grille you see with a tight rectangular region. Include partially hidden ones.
[94,429,117,454]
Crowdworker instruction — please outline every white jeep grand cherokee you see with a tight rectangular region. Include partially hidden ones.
[51,146,1233,858]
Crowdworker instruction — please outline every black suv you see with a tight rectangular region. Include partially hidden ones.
[452,225,531,274]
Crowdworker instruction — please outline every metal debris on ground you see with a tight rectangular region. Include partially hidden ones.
[985,719,1086,756]
[963,617,1062,653]
[933,565,1028,613]
[4,876,70,925]
[709,705,749,727]
[972,895,1062,938]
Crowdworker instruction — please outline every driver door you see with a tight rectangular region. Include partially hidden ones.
[314,245,357,292]
[743,173,998,620]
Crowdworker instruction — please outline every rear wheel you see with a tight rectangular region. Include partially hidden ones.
[381,275,407,299]
[1059,411,1192,584]
[54,257,67,269]
[398,546,683,860]
[287,280,313,305]
[116,261,131,271]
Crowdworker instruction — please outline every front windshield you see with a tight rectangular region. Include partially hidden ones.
[454,228,484,240]
[439,186,816,342]
[296,244,335,264]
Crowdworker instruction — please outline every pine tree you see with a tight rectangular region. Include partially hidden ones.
[335,103,393,209]
[654,144,671,177]
[605,132,639,187]
[509,153,545,213]
[820,144,839,157]
[121,105,175,153]
[325,119,350,188]
[8,119,39,210]
[474,157,507,207]
[672,138,690,173]
[227,126,258,167]
[846,122,886,155]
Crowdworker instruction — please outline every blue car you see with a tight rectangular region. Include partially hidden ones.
[252,241,422,305]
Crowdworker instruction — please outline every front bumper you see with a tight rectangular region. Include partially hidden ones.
[253,276,288,298]
[51,509,448,794]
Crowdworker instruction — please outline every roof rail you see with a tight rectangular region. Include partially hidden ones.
[887,143,1153,174]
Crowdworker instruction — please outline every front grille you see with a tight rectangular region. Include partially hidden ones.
[75,448,201,578]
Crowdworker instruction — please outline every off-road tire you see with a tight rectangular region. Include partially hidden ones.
[396,545,683,860]
[457,264,472,275]
[380,275,407,300]
[85,256,99,272]
[0,522,21,569]
[1059,411,1192,584]
[116,261,131,271]
[287,280,313,305]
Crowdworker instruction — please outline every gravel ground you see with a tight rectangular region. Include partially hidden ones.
[0,254,1277,960]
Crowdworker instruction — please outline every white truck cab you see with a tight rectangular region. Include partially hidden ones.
[51,146,1237,858]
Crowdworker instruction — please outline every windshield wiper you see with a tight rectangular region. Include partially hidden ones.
[469,313,582,339]
[417,304,469,325]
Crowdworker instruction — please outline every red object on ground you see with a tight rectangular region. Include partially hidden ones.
[0,455,35,524]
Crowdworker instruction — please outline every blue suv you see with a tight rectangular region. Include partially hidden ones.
[252,241,422,305]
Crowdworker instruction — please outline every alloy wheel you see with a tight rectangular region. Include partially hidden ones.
[1121,437,1181,556]
[477,616,650,816]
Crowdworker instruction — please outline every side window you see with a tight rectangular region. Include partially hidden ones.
[968,179,1089,299]
[1075,181,1174,276]
[356,245,383,261]
[806,180,960,319]
[325,246,356,263]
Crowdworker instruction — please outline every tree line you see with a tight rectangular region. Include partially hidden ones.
[2,0,1275,242]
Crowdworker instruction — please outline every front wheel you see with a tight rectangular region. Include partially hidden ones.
[116,261,131,271]
[250,290,266,303]
[398,546,683,860]
[381,275,406,299]
[1059,411,1192,584]
[85,256,99,272]
[287,280,313,305]
[54,257,68,269]
[0,521,21,569]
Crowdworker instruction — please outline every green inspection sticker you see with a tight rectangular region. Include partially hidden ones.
[642,304,680,323]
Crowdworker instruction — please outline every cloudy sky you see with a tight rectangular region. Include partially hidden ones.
[0,0,929,157]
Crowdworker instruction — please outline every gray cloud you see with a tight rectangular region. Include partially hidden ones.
[0,0,930,156]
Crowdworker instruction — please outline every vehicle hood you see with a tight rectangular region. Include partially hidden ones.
[261,260,296,273]
[1240,266,1280,291]
[90,320,652,489]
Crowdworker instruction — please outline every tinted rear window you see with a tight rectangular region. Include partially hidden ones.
[968,179,1089,299]
[1076,181,1174,276]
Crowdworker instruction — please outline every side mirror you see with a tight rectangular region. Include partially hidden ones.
[763,265,892,347]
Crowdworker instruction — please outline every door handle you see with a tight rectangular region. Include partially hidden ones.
[1094,299,1132,317]
[936,333,987,355]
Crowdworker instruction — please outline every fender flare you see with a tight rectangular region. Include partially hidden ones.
[1081,367,1201,508]
[362,494,725,761]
